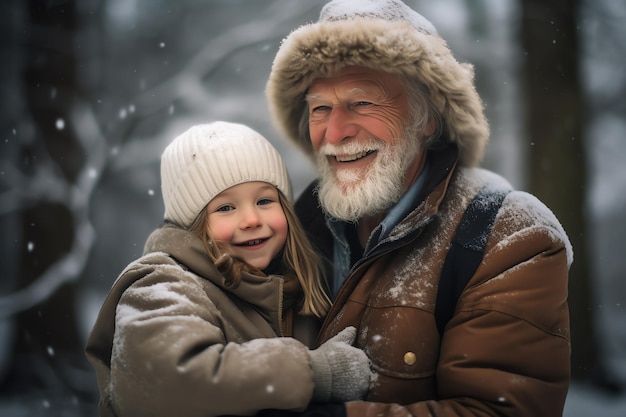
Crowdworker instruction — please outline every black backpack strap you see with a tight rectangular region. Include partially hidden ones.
[435,188,511,337]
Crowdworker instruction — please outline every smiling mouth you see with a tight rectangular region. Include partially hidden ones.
[334,150,375,162]
[236,238,267,247]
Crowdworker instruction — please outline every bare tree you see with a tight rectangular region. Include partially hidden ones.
[521,0,596,382]
[6,0,91,397]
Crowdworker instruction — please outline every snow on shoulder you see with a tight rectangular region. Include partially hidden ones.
[499,190,574,267]
[461,168,573,267]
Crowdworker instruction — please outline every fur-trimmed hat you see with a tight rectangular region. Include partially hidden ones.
[161,121,292,228]
[266,0,488,167]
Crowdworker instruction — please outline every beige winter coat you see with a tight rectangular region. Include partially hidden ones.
[85,224,320,417]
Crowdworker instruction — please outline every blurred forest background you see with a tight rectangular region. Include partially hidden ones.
[1,0,625,415]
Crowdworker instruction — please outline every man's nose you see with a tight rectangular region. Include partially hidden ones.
[324,106,358,145]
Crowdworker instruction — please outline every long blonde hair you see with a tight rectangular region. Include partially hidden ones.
[189,188,330,318]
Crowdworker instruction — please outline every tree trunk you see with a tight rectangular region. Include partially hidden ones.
[9,0,85,394]
[521,0,596,381]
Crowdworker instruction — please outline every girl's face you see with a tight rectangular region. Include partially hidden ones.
[206,181,288,270]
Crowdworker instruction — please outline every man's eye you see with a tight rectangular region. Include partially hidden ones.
[354,101,373,107]
[311,105,331,113]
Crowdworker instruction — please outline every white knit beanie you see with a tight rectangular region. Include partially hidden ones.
[161,121,292,228]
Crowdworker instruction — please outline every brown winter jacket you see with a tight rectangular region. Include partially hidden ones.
[296,147,572,417]
[85,224,320,417]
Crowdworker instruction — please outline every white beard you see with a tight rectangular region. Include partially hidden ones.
[315,128,422,222]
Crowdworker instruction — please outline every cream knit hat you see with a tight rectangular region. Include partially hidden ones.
[161,121,292,228]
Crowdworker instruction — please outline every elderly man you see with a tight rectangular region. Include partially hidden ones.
[265,0,572,416]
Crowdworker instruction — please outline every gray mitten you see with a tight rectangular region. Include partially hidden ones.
[308,326,372,402]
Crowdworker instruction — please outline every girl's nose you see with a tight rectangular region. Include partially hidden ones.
[239,206,261,229]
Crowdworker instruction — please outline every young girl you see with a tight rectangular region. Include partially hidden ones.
[85,122,372,417]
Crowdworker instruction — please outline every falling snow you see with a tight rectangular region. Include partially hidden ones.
[1,0,625,416]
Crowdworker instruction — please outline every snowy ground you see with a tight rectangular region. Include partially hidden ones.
[0,382,624,416]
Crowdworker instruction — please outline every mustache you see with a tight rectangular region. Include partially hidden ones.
[318,138,384,156]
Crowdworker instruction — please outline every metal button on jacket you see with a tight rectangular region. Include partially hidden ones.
[403,351,417,365]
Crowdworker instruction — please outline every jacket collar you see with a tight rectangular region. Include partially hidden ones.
[143,224,288,325]
[326,144,458,254]
[321,145,457,301]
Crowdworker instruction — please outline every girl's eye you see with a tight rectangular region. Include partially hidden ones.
[257,198,273,206]
[216,204,234,212]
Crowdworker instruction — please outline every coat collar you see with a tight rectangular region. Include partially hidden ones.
[326,144,458,253]
[143,224,291,326]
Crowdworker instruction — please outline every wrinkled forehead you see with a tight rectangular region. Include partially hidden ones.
[306,66,405,94]
[303,65,411,124]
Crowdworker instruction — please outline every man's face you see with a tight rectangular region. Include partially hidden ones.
[305,66,425,221]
